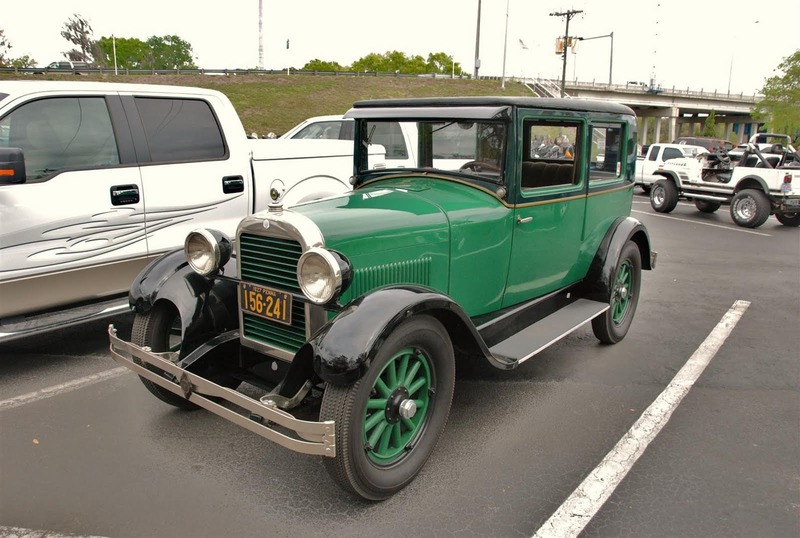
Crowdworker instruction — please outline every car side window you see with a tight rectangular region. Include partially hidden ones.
[371,121,409,159]
[647,145,661,161]
[521,120,579,190]
[663,147,683,161]
[293,121,345,140]
[134,97,226,163]
[0,97,120,180]
[589,123,624,182]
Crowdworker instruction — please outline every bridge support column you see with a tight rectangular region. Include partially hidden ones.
[750,122,759,139]
[655,118,663,143]
[640,117,650,146]
[668,107,679,143]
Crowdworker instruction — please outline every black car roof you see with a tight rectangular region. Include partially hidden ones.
[347,96,634,119]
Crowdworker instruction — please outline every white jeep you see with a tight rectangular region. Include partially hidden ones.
[649,133,800,228]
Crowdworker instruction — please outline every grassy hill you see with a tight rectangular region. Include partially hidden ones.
[0,73,533,137]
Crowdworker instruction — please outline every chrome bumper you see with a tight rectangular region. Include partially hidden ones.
[107,324,335,457]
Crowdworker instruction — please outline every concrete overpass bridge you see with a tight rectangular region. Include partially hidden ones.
[522,78,761,146]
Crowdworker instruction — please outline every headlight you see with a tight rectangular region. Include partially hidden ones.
[297,248,349,304]
[185,229,231,276]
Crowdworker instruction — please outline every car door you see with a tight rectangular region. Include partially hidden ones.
[504,116,587,307]
[0,93,146,318]
[125,94,251,255]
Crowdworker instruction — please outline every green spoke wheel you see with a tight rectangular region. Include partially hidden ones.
[320,315,455,500]
[592,240,642,344]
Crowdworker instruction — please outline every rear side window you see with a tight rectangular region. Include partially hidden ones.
[589,123,625,182]
[647,145,661,161]
[134,97,225,163]
[0,96,120,180]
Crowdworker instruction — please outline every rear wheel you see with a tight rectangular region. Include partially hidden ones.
[650,179,678,213]
[694,199,721,213]
[730,189,770,228]
[775,212,800,227]
[592,241,642,344]
[320,315,455,500]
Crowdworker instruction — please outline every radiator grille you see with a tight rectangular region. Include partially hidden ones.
[239,233,305,353]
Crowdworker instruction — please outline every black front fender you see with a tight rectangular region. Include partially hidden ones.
[580,217,654,303]
[309,286,478,386]
[129,249,239,355]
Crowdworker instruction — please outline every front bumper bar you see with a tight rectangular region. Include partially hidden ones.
[108,324,335,457]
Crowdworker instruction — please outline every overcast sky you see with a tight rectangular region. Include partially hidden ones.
[5,0,798,95]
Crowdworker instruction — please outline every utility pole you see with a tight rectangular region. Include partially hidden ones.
[549,9,582,97]
[474,0,482,79]
[258,0,264,70]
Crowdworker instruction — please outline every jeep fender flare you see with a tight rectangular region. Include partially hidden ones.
[653,170,681,189]
[732,175,770,195]
[129,249,239,354]
[309,285,488,386]
[580,217,653,303]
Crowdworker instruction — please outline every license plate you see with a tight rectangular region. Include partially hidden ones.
[785,198,799,206]
[240,283,292,325]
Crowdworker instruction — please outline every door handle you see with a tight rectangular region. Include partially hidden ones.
[110,184,140,205]
[222,175,245,193]
[517,215,533,224]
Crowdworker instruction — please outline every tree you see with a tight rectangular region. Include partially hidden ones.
[10,55,37,68]
[426,52,466,76]
[302,59,347,72]
[145,35,196,69]
[95,36,150,69]
[0,28,11,67]
[61,14,95,63]
[702,110,719,137]
[755,49,800,139]
[350,50,464,75]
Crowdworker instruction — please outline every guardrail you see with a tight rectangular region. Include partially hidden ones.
[0,67,760,101]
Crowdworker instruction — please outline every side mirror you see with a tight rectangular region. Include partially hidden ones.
[0,147,26,184]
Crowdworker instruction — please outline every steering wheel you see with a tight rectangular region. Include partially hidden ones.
[459,161,501,173]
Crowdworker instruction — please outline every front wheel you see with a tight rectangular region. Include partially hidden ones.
[650,179,679,213]
[320,315,455,500]
[730,189,770,228]
[592,241,642,344]
[694,199,721,213]
[131,303,199,410]
[775,212,800,227]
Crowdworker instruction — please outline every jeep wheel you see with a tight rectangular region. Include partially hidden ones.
[730,189,770,228]
[694,200,721,213]
[650,179,678,213]
[775,212,800,227]
[320,315,455,500]
[592,241,642,344]
[132,303,199,410]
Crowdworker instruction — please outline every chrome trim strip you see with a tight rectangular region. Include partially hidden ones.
[108,325,335,457]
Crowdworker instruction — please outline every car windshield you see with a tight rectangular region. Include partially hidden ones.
[360,119,507,183]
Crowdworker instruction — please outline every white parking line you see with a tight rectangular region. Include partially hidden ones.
[0,367,129,411]
[631,209,771,236]
[533,299,751,538]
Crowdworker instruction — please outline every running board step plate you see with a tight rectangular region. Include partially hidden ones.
[489,299,609,365]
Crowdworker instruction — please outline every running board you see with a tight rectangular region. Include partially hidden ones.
[489,299,608,366]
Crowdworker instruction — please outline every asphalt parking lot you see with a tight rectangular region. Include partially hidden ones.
[1,193,798,538]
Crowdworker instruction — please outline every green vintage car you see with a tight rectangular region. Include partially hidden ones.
[109,96,656,500]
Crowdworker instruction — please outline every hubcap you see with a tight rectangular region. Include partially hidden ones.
[653,186,665,206]
[734,196,756,220]
[363,347,432,464]
[611,260,633,325]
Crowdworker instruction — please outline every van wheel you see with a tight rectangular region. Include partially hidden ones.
[592,241,642,344]
[775,212,800,227]
[320,315,455,500]
[730,189,770,228]
[694,200,721,213]
[650,180,678,213]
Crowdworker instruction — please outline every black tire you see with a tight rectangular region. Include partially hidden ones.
[592,241,642,344]
[694,199,721,213]
[730,189,771,228]
[775,212,800,227]
[131,303,199,410]
[320,315,455,500]
[650,179,679,213]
